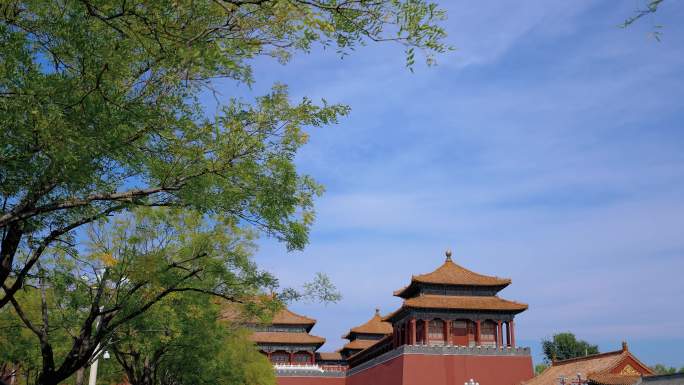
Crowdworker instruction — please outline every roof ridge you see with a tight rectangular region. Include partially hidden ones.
[345,309,393,338]
[419,293,527,304]
[610,350,655,376]
[273,307,317,325]
[395,259,512,298]
[553,350,624,366]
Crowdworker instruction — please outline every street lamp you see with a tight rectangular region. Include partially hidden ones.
[87,348,110,385]
[465,379,479,385]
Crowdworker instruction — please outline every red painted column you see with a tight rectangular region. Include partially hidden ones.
[497,321,503,347]
[444,320,451,345]
[510,319,516,348]
[310,351,315,364]
[267,351,272,363]
[289,352,294,364]
[506,321,511,347]
[423,319,429,345]
[410,318,417,345]
[399,322,409,345]
[475,320,481,346]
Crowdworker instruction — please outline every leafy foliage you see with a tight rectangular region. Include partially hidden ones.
[541,332,599,363]
[0,1,446,384]
[112,291,275,385]
[650,364,684,375]
[3,208,338,385]
[621,0,665,28]
[534,363,548,375]
[0,0,448,309]
[620,0,666,41]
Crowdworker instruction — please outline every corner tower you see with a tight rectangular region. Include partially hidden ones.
[386,249,527,349]
[346,250,533,385]
[340,308,393,358]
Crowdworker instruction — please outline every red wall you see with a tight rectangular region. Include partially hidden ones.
[277,353,533,385]
[400,354,533,385]
[346,354,405,385]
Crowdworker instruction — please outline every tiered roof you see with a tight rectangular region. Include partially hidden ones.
[317,352,344,361]
[340,309,393,356]
[384,295,527,320]
[343,339,380,351]
[385,251,527,322]
[220,300,317,332]
[523,343,654,385]
[342,309,393,339]
[223,301,325,348]
[250,331,325,346]
[394,253,511,298]
[271,308,317,330]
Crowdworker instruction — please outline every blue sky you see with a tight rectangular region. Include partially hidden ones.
[213,1,684,367]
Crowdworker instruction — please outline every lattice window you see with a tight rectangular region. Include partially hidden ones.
[451,320,467,336]
[428,319,444,344]
[293,352,311,364]
[271,351,290,364]
[450,320,469,346]
[481,320,497,346]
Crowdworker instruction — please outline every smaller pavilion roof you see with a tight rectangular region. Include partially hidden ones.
[250,331,325,346]
[342,309,393,339]
[341,338,380,351]
[316,352,344,361]
[588,373,641,385]
[383,295,528,321]
[271,308,317,326]
[523,342,654,385]
[221,301,317,332]
[394,252,511,298]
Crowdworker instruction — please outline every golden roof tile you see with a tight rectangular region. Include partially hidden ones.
[342,309,393,339]
[384,295,527,321]
[342,339,381,351]
[523,345,654,385]
[271,308,317,326]
[317,352,344,361]
[250,331,325,345]
[588,374,641,385]
[395,258,511,297]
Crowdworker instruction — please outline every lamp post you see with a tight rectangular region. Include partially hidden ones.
[87,350,108,385]
[85,271,110,385]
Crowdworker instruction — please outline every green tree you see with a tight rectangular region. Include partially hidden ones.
[650,364,678,375]
[0,0,448,309]
[541,332,599,363]
[5,208,337,385]
[534,363,548,375]
[620,0,666,41]
[621,0,665,27]
[0,298,43,384]
[111,291,274,385]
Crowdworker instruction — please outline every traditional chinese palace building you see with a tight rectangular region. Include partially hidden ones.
[523,342,654,385]
[248,251,536,385]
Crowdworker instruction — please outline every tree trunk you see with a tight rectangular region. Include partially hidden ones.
[0,223,23,303]
[75,368,85,385]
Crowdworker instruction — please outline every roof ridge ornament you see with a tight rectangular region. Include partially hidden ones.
[445,248,453,262]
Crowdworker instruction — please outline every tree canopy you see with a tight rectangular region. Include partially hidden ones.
[0,0,448,310]
[650,364,684,375]
[541,332,599,363]
[1,1,448,384]
[111,290,275,385]
[3,208,337,385]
